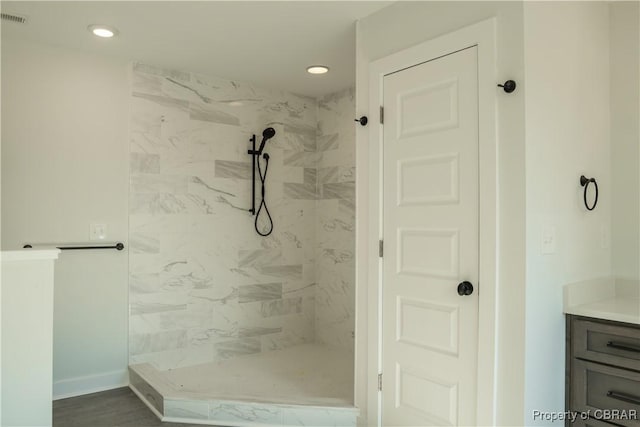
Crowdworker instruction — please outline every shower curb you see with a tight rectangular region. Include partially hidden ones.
[129,365,359,426]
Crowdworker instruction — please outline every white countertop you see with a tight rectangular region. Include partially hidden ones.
[564,296,640,325]
[1,248,61,262]
[564,277,640,325]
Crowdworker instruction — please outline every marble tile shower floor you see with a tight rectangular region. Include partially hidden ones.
[163,343,354,406]
[129,343,358,426]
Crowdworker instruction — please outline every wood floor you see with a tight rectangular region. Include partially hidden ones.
[53,387,202,427]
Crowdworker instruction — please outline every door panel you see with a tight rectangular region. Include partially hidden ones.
[382,46,479,427]
[397,153,460,206]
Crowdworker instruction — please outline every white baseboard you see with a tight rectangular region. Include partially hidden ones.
[53,369,129,400]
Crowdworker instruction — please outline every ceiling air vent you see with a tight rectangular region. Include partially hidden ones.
[1,13,28,24]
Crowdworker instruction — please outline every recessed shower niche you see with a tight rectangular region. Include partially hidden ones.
[127,62,356,425]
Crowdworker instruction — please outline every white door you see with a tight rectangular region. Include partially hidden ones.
[382,46,479,426]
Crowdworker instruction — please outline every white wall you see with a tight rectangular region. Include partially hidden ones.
[1,38,130,397]
[356,2,527,425]
[523,2,611,425]
[610,1,640,281]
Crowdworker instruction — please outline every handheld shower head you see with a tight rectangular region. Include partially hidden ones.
[263,127,276,140]
[257,127,276,153]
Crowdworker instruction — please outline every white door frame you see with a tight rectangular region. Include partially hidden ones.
[366,18,498,426]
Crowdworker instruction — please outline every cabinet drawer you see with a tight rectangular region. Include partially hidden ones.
[573,318,640,371]
[572,418,623,427]
[572,359,640,427]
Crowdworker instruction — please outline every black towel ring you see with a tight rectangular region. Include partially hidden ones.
[580,175,598,211]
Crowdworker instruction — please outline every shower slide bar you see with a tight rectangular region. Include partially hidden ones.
[23,242,125,251]
[248,127,276,237]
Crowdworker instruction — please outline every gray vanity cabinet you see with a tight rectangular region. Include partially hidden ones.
[566,315,640,427]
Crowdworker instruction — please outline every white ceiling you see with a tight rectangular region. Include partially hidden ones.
[1,1,391,97]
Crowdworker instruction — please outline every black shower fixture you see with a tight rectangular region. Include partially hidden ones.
[248,127,276,236]
[255,127,276,155]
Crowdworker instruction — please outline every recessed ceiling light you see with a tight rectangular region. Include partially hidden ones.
[88,25,118,38]
[306,65,329,75]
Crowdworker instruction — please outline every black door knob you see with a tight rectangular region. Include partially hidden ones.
[457,281,474,296]
[498,80,517,93]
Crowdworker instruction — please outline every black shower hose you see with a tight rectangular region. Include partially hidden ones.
[255,153,273,236]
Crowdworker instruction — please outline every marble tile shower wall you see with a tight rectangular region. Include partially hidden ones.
[315,89,356,353]
[128,63,321,370]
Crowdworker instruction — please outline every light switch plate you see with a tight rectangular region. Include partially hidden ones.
[90,223,107,241]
